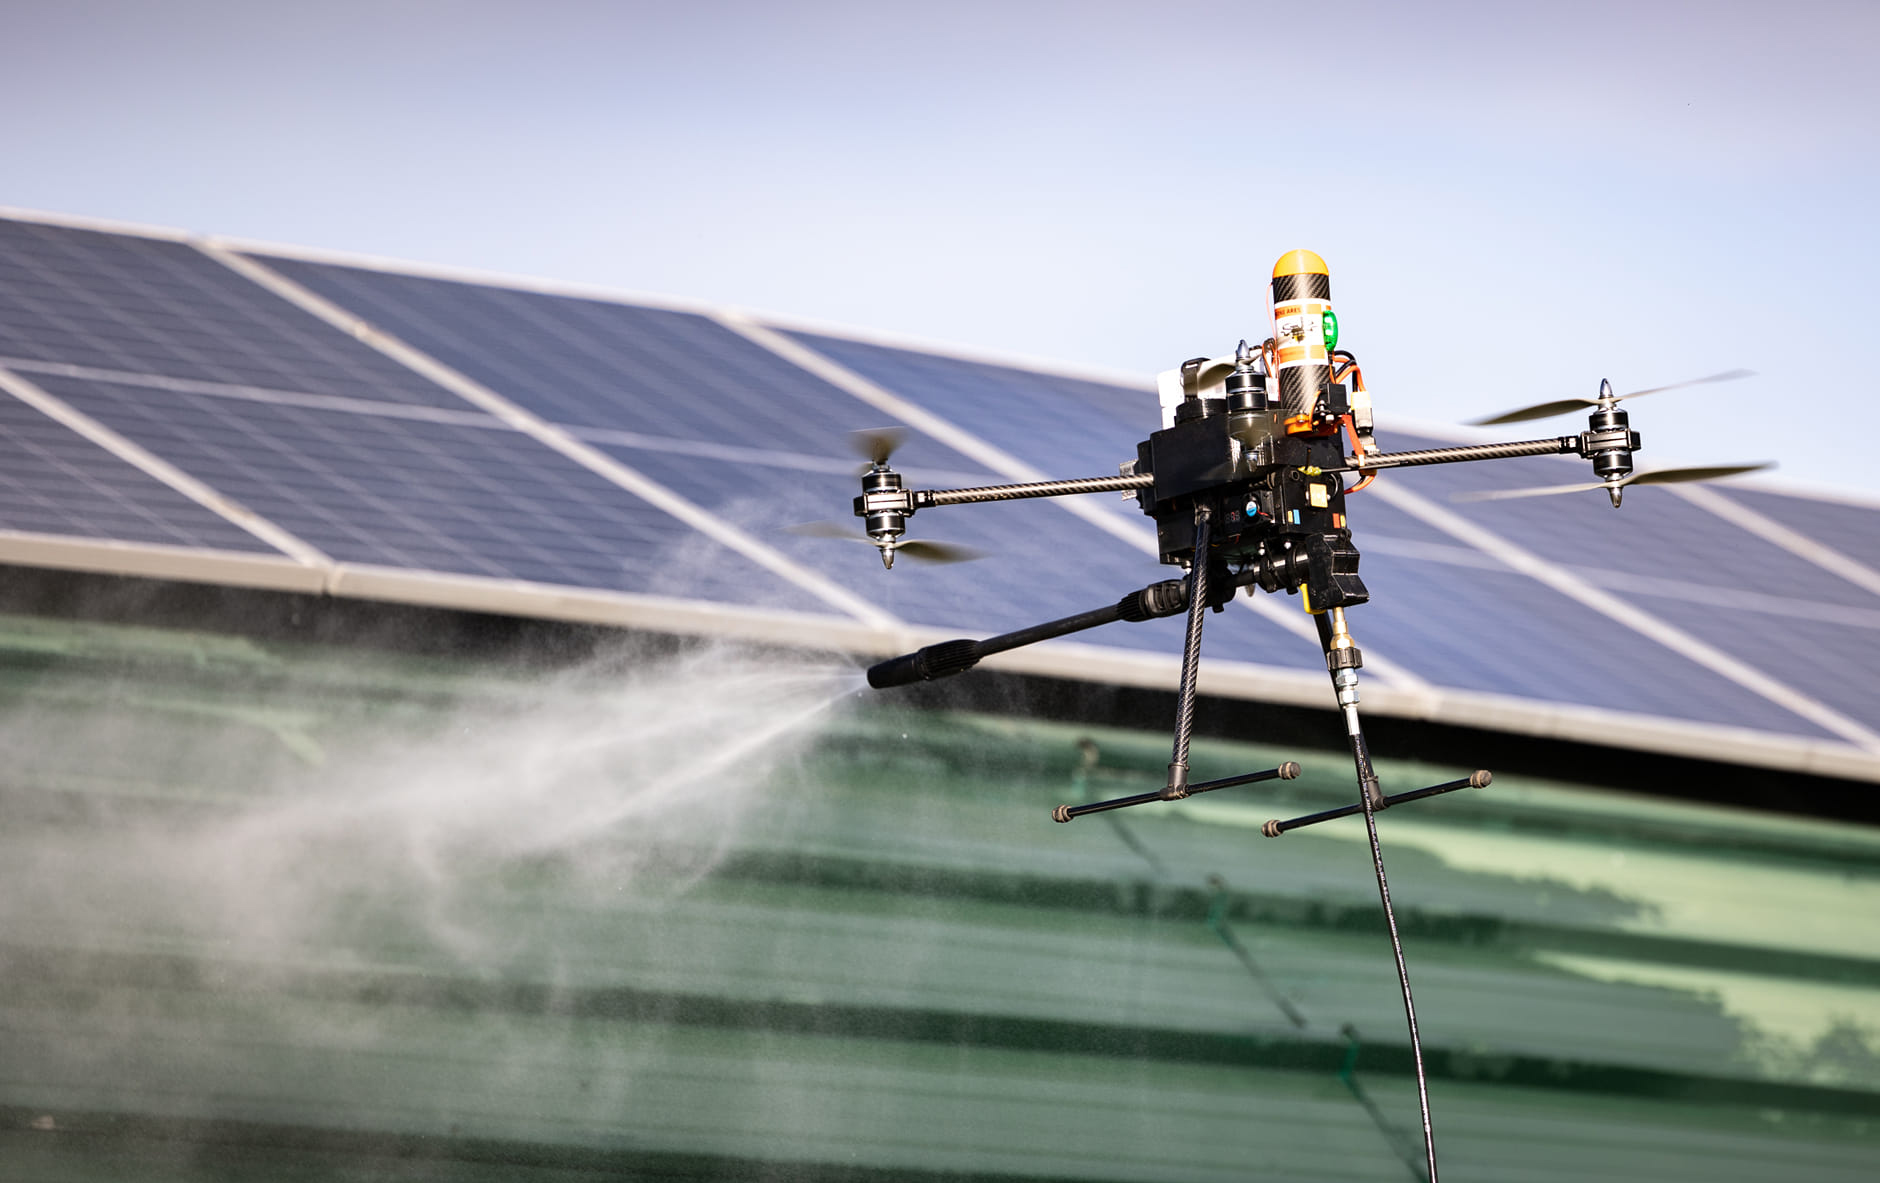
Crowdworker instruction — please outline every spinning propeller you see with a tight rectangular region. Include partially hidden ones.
[1465,372,1769,507]
[1471,370,1755,426]
[1455,462,1771,503]
[852,426,905,470]
[784,521,982,564]
[789,428,983,568]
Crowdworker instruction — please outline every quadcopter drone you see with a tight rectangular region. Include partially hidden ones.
[833,249,1763,1180]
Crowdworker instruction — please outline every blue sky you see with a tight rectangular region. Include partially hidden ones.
[8,1,1878,492]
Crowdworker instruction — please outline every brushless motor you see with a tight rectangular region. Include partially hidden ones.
[1270,249,1333,427]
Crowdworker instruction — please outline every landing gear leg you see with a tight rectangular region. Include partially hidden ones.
[1162,505,1213,801]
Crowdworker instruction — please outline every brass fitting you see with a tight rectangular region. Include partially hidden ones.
[1327,607,1357,651]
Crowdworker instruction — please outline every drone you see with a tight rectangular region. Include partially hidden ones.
[828,250,1764,1180]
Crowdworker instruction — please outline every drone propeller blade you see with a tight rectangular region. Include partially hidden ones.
[1471,369,1756,426]
[850,426,907,467]
[784,521,983,564]
[784,520,863,540]
[1453,461,1771,503]
[1625,462,1772,486]
[894,539,984,564]
[1453,480,1606,502]
[1619,369,1755,399]
[1470,398,1597,426]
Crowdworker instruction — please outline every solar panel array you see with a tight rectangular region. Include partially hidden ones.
[2,210,1878,778]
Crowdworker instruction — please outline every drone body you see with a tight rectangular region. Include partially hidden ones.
[1132,248,1373,610]
[846,250,1764,1182]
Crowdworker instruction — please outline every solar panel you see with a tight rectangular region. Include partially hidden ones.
[0,392,277,553]
[1343,488,1498,549]
[1354,548,1837,737]
[238,253,1330,666]
[0,210,1876,772]
[1722,487,1880,572]
[252,256,992,475]
[0,221,456,408]
[28,371,830,612]
[1627,591,1880,733]
[1380,429,1880,610]
[786,329,1155,480]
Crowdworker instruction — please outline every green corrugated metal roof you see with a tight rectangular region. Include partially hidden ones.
[0,613,1875,1180]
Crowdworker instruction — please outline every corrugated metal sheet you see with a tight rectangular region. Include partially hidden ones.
[0,613,1875,1180]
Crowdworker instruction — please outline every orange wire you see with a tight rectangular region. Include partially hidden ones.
[1341,414,1378,495]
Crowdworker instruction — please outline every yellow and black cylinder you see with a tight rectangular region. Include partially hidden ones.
[1270,249,1333,426]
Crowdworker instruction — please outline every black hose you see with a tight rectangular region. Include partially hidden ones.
[1362,794,1439,1182]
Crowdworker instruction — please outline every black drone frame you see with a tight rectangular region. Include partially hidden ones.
[850,355,1754,1182]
